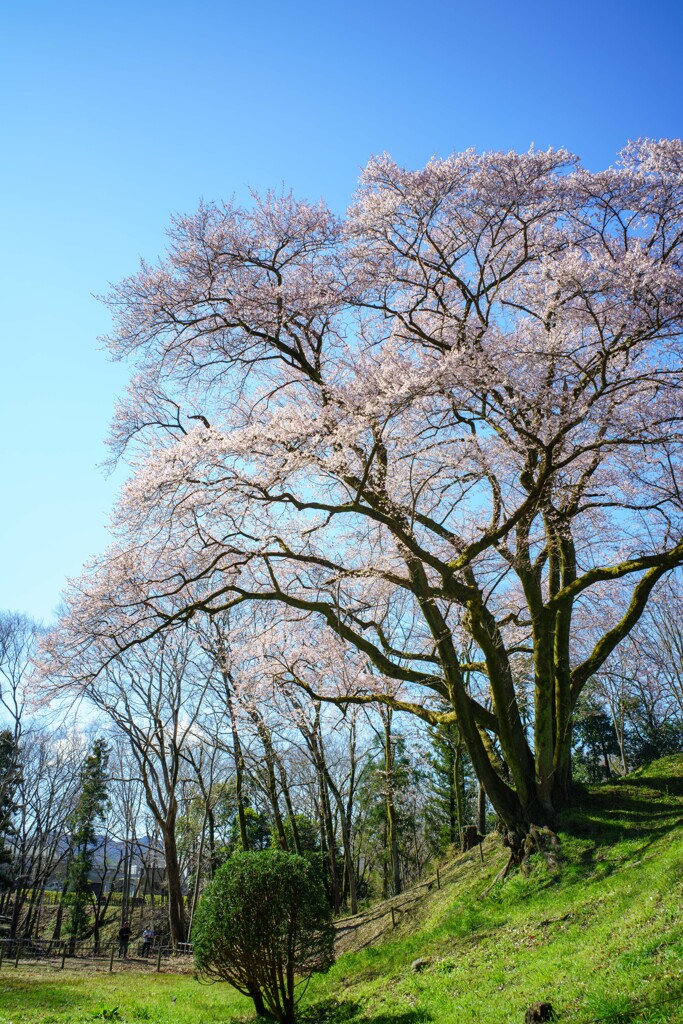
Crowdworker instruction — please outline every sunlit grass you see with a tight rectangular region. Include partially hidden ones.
[0,970,253,1024]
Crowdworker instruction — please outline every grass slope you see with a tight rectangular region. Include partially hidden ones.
[2,757,683,1024]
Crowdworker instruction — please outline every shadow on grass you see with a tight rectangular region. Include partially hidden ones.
[298,1000,362,1023]
[363,1014,432,1024]
[583,972,683,1024]
[0,978,92,1011]
[625,774,683,796]
[299,999,432,1024]
[561,785,683,842]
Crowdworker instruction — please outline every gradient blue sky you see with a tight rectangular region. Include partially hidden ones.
[1,0,682,623]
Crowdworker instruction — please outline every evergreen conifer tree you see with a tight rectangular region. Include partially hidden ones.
[0,730,20,889]
[66,738,110,939]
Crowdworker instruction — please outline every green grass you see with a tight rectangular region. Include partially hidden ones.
[3,756,683,1023]
[0,970,252,1024]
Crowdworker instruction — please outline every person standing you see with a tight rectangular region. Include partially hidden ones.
[141,925,155,958]
[118,920,131,958]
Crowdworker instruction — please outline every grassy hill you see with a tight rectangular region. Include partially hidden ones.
[2,757,683,1024]
[310,755,683,1024]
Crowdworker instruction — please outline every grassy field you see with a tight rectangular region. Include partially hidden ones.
[2,756,683,1024]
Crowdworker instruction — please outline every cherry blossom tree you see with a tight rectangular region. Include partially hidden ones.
[42,141,683,856]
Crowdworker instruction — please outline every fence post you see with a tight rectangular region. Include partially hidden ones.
[14,939,20,970]
[391,907,396,928]
[109,942,115,973]
[0,941,4,970]
[61,942,66,970]
[156,939,163,973]
[436,867,441,890]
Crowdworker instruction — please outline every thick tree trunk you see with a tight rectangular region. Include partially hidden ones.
[447,742,457,845]
[10,884,25,940]
[23,885,39,937]
[51,858,72,942]
[319,769,341,913]
[384,712,401,897]
[299,708,342,911]
[409,556,543,845]
[345,720,359,903]
[120,837,130,925]
[477,783,487,836]
[253,717,288,850]
[552,729,573,805]
[207,808,217,877]
[316,790,333,904]
[533,622,557,815]
[235,767,249,850]
[247,982,268,1018]
[223,678,250,851]
[323,777,357,914]
[208,634,252,855]
[161,821,187,945]
[310,734,358,914]
[454,740,465,847]
[188,815,207,940]
[92,893,101,953]
[277,762,302,855]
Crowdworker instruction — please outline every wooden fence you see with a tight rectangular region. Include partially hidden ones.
[0,935,193,973]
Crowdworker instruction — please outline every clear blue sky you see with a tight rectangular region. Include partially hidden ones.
[1,0,681,623]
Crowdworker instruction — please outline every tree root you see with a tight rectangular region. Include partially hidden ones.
[518,825,561,875]
[479,825,561,898]
[479,852,515,898]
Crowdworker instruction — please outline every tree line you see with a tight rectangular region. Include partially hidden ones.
[2,572,683,947]
[0,609,483,946]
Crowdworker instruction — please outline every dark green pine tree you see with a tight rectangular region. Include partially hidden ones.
[356,732,425,897]
[0,730,20,889]
[425,722,473,854]
[66,738,110,939]
[572,693,621,783]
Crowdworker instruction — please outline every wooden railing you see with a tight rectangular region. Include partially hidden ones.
[0,935,193,972]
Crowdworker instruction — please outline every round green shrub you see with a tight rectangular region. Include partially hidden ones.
[193,849,335,1023]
